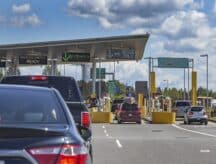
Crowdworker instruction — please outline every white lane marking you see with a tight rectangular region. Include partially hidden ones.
[104,130,107,134]
[106,133,109,137]
[172,124,216,138]
[102,125,105,129]
[200,149,210,153]
[116,139,122,148]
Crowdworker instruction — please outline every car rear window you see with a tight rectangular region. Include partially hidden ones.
[176,101,190,107]
[0,88,67,124]
[1,76,83,102]
[122,103,138,111]
[191,107,203,112]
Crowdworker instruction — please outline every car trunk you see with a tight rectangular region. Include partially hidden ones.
[0,125,69,163]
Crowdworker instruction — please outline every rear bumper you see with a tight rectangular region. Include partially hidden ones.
[188,118,208,122]
[118,117,141,122]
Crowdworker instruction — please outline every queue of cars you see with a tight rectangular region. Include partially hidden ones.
[0,75,92,164]
[172,100,208,125]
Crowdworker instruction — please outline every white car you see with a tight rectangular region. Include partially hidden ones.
[184,106,208,125]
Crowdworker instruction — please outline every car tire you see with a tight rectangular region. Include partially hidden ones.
[205,121,208,125]
[188,121,191,125]
[118,120,122,124]
[184,120,186,124]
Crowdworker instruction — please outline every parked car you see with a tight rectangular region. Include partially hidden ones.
[184,106,208,125]
[116,97,141,124]
[1,75,93,160]
[172,100,191,118]
[0,85,91,163]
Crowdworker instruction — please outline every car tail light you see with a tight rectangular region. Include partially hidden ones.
[189,112,193,116]
[137,108,141,114]
[30,76,48,81]
[172,108,177,112]
[27,144,88,164]
[81,112,90,128]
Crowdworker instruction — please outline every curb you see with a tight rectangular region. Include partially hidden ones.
[209,119,216,123]
[144,117,152,123]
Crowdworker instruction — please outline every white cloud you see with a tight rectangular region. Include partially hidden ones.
[213,0,216,15]
[11,14,42,27]
[12,3,31,14]
[67,0,194,29]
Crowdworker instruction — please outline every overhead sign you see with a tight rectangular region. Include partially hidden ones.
[62,52,90,62]
[135,81,148,97]
[90,68,106,79]
[106,49,136,60]
[19,56,47,65]
[108,80,117,94]
[158,57,189,68]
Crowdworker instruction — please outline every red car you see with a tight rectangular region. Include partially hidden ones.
[116,97,141,124]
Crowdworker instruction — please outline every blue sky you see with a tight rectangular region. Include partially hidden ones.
[0,0,216,90]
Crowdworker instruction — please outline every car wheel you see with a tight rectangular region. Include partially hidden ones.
[118,120,122,124]
[205,121,208,125]
[184,120,186,124]
[188,121,191,125]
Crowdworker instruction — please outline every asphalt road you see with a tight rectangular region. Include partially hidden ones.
[92,120,216,164]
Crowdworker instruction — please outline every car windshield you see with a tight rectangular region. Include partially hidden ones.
[191,107,203,112]
[0,88,67,124]
[176,102,190,107]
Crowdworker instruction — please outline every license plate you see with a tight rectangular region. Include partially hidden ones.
[0,161,5,164]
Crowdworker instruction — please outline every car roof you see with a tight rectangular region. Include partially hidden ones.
[0,84,54,92]
[3,75,76,80]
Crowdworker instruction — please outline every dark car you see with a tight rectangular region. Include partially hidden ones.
[116,97,141,124]
[111,99,124,113]
[0,85,91,164]
[1,75,93,159]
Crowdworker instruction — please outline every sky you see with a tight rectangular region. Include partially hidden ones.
[0,0,216,90]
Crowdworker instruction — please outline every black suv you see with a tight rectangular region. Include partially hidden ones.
[1,75,93,159]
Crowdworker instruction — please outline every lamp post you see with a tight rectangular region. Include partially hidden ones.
[200,54,209,110]
[163,79,168,96]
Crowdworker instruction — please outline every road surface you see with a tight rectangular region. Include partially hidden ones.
[92,120,216,164]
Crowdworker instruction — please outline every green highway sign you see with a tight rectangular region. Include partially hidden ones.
[158,57,189,68]
[90,68,106,79]
[108,80,116,94]
[62,52,90,62]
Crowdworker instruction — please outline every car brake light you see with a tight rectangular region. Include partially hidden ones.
[81,112,90,128]
[172,109,177,112]
[27,144,88,164]
[30,76,48,81]
[189,112,193,115]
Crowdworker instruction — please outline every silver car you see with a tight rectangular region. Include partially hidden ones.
[184,106,208,125]
[172,100,191,117]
